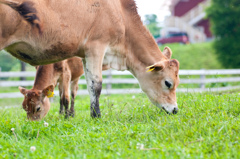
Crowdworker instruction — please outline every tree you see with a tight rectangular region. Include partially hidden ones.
[0,51,18,71]
[206,0,240,68]
[144,14,161,38]
[0,51,26,80]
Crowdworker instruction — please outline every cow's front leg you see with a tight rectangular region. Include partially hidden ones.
[82,44,105,118]
[83,59,102,118]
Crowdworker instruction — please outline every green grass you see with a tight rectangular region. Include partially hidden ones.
[0,92,239,158]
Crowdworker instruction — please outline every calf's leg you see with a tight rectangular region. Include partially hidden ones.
[69,78,79,117]
[61,73,71,118]
[58,82,64,114]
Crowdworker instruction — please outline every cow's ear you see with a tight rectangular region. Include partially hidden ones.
[19,86,28,96]
[146,61,165,72]
[162,46,172,59]
[42,85,54,98]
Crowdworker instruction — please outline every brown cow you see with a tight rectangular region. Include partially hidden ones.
[18,57,84,120]
[0,0,180,117]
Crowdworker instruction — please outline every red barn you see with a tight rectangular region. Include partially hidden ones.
[163,0,212,43]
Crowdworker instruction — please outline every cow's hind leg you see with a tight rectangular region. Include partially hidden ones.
[69,78,79,117]
[82,43,105,118]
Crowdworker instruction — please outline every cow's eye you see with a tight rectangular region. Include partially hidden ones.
[36,107,41,112]
[165,80,172,89]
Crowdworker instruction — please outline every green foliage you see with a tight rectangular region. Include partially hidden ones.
[144,14,161,38]
[0,93,239,158]
[160,42,223,69]
[0,51,19,71]
[0,50,35,72]
[206,0,240,68]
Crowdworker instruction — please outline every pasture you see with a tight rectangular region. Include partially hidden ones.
[0,92,239,158]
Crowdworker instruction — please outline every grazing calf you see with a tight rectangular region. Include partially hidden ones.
[19,57,84,120]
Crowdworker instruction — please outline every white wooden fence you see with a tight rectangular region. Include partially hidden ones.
[1,69,240,98]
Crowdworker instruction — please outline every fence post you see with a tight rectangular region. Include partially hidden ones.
[20,61,26,81]
[106,69,112,94]
[49,97,54,103]
[200,69,205,89]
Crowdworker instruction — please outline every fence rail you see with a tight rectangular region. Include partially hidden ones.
[1,69,240,98]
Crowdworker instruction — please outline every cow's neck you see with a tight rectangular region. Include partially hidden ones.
[33,65,55,90]
[123,14,165,75]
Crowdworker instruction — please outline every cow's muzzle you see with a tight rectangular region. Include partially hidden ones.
[160,103,178,114]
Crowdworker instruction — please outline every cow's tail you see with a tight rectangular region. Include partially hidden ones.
[0,0,42,34]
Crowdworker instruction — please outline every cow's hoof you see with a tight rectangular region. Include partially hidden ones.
[91,112,101,118]
[64,114,69,119]
[69,111,75,117]
[64,111,70,119]
[59,109,65,115]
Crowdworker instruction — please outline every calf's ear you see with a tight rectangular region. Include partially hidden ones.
[146,61,165,72]
[19,86,28,95]
[43,85,55,98]
[162,46,172,59]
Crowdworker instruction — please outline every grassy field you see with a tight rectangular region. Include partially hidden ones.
[0,92,239,158]
[0,42,238,158]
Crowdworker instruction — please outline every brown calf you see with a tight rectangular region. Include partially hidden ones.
[19,57,84,120]
[0,0,180,117]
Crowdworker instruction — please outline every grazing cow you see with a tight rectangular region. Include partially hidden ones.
[0,0,180,117]
[19,57,84,120]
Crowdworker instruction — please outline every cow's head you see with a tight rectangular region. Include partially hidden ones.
[138,47,180,114]
[18,85,54,121]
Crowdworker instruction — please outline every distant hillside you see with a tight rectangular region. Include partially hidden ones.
[159,42,223,69]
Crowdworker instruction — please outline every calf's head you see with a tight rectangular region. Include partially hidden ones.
[18,85,54,121]
[138,47,180,114]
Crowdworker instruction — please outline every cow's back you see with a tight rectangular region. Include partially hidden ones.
[37,0,125,45]
[1,0,126,65]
